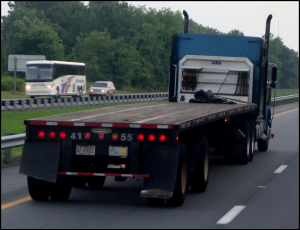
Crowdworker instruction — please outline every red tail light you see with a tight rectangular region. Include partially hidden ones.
[159,135,166,142]
[176,136,179,141]
[148,134,155,141]
[38,131,45,138]
[137,134,144,141]
[85,133,90,139]
[49,132,55,138]
[59,132,66,139]
[99,134,104,139]
[112,134,118,140]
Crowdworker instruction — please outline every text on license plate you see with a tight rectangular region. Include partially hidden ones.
[109,146,128,158]
[76,145,95,155]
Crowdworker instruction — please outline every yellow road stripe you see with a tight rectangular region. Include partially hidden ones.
[1,196,32,210]
[274,108,299,117]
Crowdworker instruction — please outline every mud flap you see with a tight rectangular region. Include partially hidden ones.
[19,140,61,183]
[141,144,180,198]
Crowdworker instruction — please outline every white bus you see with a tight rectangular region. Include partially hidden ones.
[25,60,86,98]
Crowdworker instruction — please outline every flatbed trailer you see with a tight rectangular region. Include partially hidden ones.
[25,102,256,128]
[19,11,277,206]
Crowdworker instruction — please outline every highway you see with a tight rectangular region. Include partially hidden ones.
[1,102,299,229]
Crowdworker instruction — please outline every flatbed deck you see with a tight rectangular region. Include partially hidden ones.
[27,102,257,130]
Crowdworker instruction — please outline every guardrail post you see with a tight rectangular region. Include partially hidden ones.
[4,133,15,163]
[76,97,79,107]
[4,147,11,163]
[36,99,40,110]
[4,101,8,112]
[13,100,17,111]
[21,100,25,112]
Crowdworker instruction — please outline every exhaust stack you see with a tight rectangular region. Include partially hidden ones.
[264,14,273,61]
[183,10,189,34]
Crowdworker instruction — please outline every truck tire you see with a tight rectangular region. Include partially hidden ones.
[87,176,106,189]
[249,120,255,162]
[189,137,209,193]
[146,198,165,206]
[77,86,83,98]
[54,87,60,99]
[27,176,50,201]
[167,144,188,207]
[50,176,72,201]
[72,177,87,188]
[258,138,269,151]
[238,121,251,165]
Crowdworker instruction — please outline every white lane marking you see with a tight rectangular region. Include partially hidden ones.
[134,113,174,123]
[217,205,246,225]
[257,186,267,188]
[274,165,288,173]
[69,104,166,121]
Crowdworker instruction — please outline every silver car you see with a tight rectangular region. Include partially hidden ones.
[89,81,116,97]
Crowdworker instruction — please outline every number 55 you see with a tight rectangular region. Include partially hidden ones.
[121,134,132,141]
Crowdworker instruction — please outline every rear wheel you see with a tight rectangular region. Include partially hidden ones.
[146,198,165,206]
[258,138,269,151]
[167,144,188,207]
[77,86,83,98]
[54,87,60,99]
[189,137,210,193]
[87,176,106,189]
[50,176,72,201]
[72,177,87,188]
[27,176,50,201]
[238,121,251,165]
[249,120,255,162]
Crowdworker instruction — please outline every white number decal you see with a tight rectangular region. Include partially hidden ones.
[70,132,81,140]
[121,134,126,141]
[121,134,133,141]
[128,134,133,141]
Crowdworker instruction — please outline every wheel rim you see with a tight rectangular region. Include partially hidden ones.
[204,147,209,181]
[181,157,187,194]
[251,128,255,153]
[247,129,251,157]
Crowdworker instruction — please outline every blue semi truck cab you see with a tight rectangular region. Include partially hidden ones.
[169,11,277,151]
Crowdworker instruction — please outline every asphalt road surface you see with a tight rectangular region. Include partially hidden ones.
[1,102,299,229]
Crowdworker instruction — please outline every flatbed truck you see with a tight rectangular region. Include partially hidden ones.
[20,11,277,206]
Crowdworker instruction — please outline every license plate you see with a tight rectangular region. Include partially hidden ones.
[76,145,95,155]
[109,146,128,158]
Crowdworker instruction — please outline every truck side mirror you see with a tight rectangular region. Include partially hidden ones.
[271,65,277,88]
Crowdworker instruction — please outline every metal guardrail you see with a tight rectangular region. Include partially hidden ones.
[1,93,169,112]
[1,94,299,164]
[271,94,299,102]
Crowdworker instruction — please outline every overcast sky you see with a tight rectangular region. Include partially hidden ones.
[1,1,299,52]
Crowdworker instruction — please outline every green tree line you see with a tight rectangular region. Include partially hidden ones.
[1,1,298,90]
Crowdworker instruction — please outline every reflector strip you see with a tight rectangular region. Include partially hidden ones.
[57,172,151,178]
[30,121,47,125]
[74,123,85,126]
[113,124,130,128]
[85,123,102,127]
[57,122,74,126]
[29,121,173,129]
